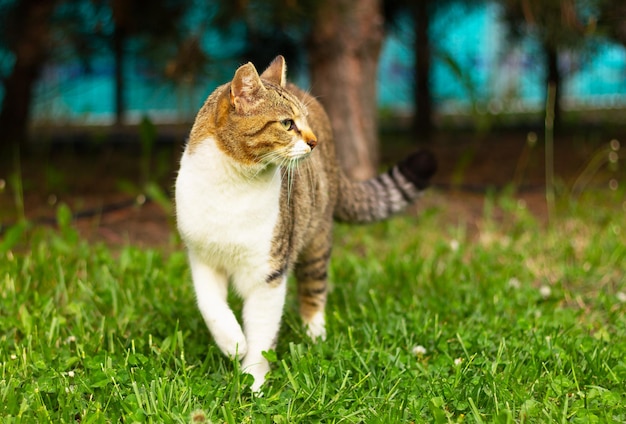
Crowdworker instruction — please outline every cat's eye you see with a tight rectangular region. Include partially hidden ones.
[280,119,296,131]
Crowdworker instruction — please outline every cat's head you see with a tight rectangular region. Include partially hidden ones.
[200,55,317,168]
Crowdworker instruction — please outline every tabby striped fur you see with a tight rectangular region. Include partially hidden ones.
[175,55,436,392]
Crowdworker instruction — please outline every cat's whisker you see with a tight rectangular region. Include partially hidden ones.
[246,150,287,181]
[257,151,281,165]
[285,160,295,203]
[248,164,268,180]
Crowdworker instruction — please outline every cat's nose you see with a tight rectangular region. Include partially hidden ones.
[303,131,317,149]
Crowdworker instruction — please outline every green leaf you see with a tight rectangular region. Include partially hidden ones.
[0,221,28,253]
[56,203,73,230]
[429,397,449,424]
[263,349,278,363]
[144,182,172,214]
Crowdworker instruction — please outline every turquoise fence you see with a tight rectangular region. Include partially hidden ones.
[25,3,626,125]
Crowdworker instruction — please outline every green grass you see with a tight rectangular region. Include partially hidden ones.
[1,190,625,423]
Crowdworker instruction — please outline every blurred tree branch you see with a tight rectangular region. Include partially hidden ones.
[0,0,56,147]
[106,0,193,126]
[498,0,597,129]
[384,0,486,138]
[598,0,626,46]
[0,0,196,144]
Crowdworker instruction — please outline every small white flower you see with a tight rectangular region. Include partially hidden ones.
[617,292,626,303]
[190,409,209,424]
[539,285,552,298]
[454,357,463,366]
[507,278,521,289]
[10,354,17,360]
[68,370,75,378]
[412,345,427,356]
[610,139,620,151]
[449,240,460,252]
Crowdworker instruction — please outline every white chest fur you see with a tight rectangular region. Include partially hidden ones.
[175,137,281,283]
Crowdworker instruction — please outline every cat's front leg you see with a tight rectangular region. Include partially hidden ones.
[188,252,247,358]
[239,276,288,392]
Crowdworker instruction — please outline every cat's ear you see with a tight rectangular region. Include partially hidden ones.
[260,55,287,87]
[230,63,266,113]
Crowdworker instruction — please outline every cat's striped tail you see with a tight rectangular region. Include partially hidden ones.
[333,150,437,223]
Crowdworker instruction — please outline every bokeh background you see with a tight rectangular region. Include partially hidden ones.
[3,1,626,126]
[1,0,625,245]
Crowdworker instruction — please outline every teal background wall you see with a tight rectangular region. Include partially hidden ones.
[24,3,626,125]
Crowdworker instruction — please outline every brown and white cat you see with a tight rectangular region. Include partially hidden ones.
[175,55,436,391]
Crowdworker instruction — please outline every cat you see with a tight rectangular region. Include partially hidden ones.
[175,55,436,392]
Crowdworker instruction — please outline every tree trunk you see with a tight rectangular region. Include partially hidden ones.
[111,0,131,127]
[113,24,126,126]
[0,0,56,147]
[413,1,433,137]
[544,43,561,128]
[308,0,384,180]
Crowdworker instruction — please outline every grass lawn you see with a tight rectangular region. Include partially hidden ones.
[1,189,625,423]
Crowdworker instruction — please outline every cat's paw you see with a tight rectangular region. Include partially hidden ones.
[304,311,326,341]
[242,357,270,393]
[214,331,248,359]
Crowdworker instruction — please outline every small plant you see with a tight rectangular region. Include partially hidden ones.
[571,138,622,199]
[544,83,557,225]
[117,115,174,217]
[9,146,26,224]
[139,115,158,185]
[512,131,538,191]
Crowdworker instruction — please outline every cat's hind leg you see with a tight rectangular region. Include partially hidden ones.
[295,234,332,341]
[188,251,247,358]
